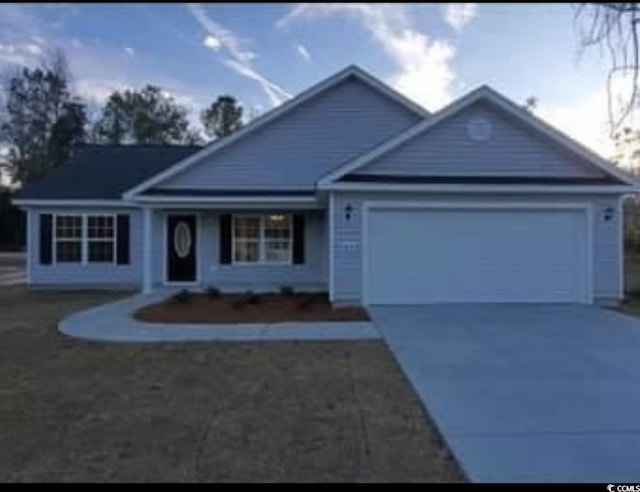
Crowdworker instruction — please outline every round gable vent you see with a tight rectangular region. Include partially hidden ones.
[467,116,492,141]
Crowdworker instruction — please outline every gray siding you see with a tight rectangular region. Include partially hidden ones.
[331,192,622,303]
[356,101,606,177]
[28,208,328,291]
[158,77,421,190]
[150,210,327,290]
[27,207,143,287]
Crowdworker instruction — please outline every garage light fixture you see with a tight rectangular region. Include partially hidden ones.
[603,206,615,222]
[345,204,353,221]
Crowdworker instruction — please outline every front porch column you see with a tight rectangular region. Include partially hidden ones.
[142,207,153,294]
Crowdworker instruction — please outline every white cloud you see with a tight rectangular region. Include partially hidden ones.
[442,3,478,32]
[30,35,44,45]
[296,43,311,62]
[75,78,131,105]
[203,34,221,50]
[71,38,83,49]
[187,3,291,107]
[0,42,43,66]
[124,46,135,57]
[277,3,455,110]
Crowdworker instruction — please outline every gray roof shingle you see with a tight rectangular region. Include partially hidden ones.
[15,144,202,200]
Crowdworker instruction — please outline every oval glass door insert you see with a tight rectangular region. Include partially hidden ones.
[173,222,192,258]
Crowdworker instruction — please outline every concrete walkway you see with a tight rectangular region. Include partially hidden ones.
[372,304,640,483]
[59,291,380,343]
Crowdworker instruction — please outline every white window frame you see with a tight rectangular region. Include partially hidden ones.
[52,213,117,265]
[231,214,293,266]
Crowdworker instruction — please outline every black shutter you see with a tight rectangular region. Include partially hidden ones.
[116,214,130,265]
[292,214,305,264]
[219,214,232,264]
[39,213,53,265]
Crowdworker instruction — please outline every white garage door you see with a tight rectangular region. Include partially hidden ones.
[365,206,591,304]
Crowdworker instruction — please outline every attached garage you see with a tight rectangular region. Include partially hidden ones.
[363,203,592,305]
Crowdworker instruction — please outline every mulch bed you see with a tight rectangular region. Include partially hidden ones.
[133,292,371,324]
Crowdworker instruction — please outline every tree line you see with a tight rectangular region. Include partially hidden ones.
[0,50,244,188]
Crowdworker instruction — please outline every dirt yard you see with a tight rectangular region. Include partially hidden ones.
[0,286,463,482]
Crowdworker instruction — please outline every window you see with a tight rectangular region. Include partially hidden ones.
[54,214,116,264]
[55,215,82,263]
[233,214,291,264]
[87,215,115,263]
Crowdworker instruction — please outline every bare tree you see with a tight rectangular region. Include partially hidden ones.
[576,3,640,133]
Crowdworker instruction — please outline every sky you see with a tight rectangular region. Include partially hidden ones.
[0,3,626,163]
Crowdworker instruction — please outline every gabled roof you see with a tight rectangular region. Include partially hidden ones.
[14,144,201,201]
[123,65,430,200]
[318,85,638,188]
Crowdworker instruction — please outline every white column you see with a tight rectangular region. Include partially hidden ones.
[142,207,153,294]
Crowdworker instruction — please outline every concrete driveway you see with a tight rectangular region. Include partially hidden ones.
[372,304,640,483]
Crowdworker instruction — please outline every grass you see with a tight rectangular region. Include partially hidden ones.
[0,286,463,482]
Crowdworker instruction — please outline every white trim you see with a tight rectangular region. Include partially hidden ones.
[122,65,429,200]
[133,195,319,204]
[231,213,293,266]
[619,195,625,300]
[318,85,639,187]
[328,193,335,302]
[360,200,595,306]
[14,199,135,208]
[163,212,200,287]
[319,182,635,194]
[143,202,323,211]
[142,207,153,294]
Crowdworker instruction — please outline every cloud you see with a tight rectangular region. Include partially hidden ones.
[187,3,291,106]
[296,43,311,62]
[203,34,221,50]
[442,3,478,32]
[277,3,455,110]
[0,42,43,66]
[124,46,135,57]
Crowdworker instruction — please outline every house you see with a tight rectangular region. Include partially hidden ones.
[13,65,638,305]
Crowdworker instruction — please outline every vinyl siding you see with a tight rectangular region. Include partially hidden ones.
[355,101,607,178]
[27,207,143,287]
[28,208,328,291]
[157,77,421,190]
[151,210,327,290]
[331,192,622,303]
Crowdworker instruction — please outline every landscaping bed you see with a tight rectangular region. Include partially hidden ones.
[134,290,371,324]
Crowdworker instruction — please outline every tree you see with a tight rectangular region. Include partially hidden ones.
[523,96,538,113]
[576,3,640,133]
[94,85,200,145]
[0,50,87,186]
[200,95,243,139]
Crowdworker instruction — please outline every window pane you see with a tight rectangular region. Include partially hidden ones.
[264,214,290,239]
[88,241,114,263]
[265,240,291,263]
[88,216,114,239]
[55,216,82,239]
[56,240,82,262]
[234,217,260,239]
[234,240,259,263]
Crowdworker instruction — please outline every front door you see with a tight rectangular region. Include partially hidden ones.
[166,214,197,283]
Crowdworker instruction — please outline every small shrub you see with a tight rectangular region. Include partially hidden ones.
[172,289,193,304]
[231,295,246,309]
[245,290,261,304]
[279,285,295,297]
[297,294,315,310]
[206,286,222,299]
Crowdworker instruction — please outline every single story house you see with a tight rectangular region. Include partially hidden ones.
[14,66,638,305]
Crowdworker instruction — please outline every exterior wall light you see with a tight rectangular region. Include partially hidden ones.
[603,206,615,222]
[345,204,353,221]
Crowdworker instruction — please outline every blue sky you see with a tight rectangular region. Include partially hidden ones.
[0,3,618,156]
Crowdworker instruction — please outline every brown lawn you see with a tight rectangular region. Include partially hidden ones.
[134,292,370,324]
[0,286,463,482]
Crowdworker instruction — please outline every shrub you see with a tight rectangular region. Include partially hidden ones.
[279,285,295,297]
[206,286,222,299]
[297,294,315,310]
[172,289,193,304]
[245,290,261,304]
